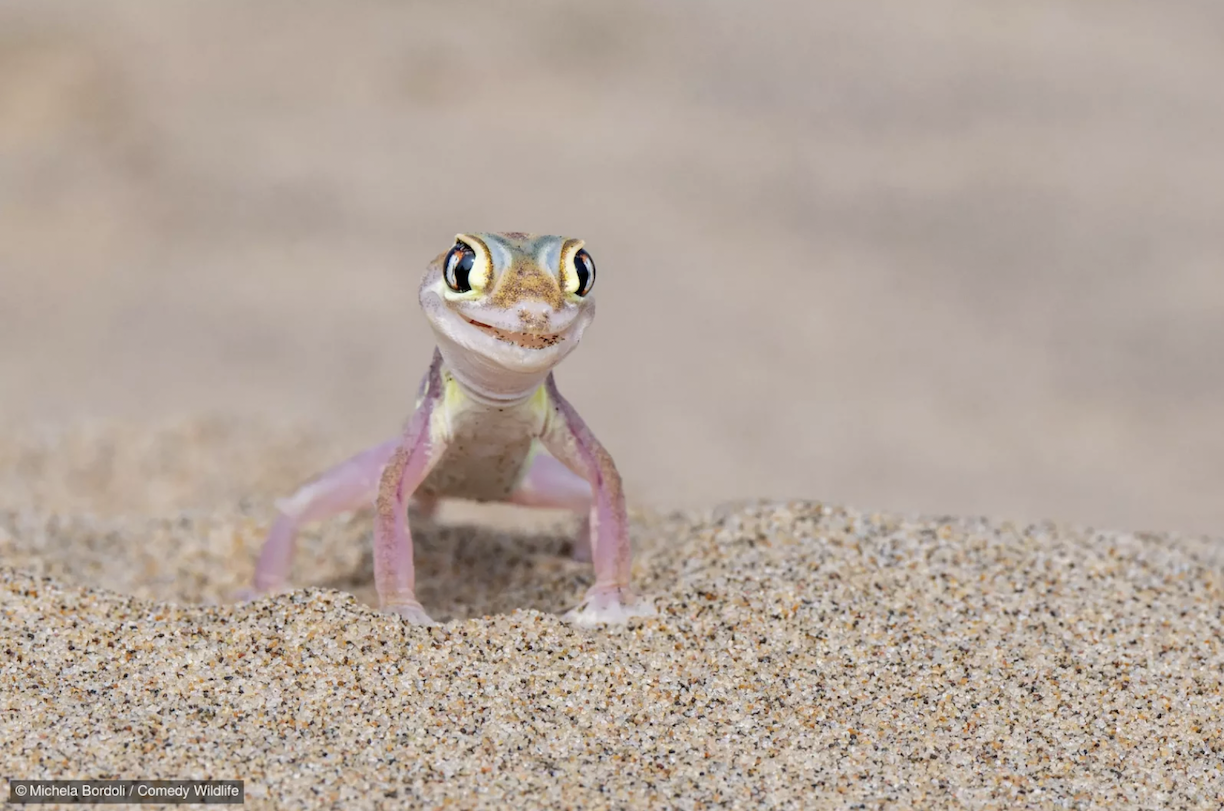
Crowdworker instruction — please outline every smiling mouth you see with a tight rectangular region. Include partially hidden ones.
[465,317,564,349]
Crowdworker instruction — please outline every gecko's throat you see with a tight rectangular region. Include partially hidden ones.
[464,317,564,349]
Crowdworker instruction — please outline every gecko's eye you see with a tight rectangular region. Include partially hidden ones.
[444,242,475,293]
[573,248,596,297]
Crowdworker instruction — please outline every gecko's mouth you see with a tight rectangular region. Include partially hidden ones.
[465,317,564,350]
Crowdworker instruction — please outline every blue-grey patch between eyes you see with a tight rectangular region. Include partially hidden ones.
[534,239,563,278]
[482,237,514,273]
[480,233,566,279]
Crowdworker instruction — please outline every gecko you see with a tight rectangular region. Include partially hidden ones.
[243,232,656,627]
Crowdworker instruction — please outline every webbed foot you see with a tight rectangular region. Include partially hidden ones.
[562,586,657,627]
[383,600,438,626]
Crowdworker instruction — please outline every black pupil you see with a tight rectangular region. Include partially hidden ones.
[575,250,593,293]
[448,245,474,292]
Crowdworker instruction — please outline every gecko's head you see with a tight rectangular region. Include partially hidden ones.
[419,232,598,374]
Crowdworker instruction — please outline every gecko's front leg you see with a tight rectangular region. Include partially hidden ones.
[374,356,447,625]
[242,353,443,601]
[540,374,656,627]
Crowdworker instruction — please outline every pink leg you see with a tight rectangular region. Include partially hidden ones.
[540,374,655,626]
[246,438,399,596]
[374,353,446,625]
[507,447,594,561]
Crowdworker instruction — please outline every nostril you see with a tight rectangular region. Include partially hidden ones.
[517,308,550,330]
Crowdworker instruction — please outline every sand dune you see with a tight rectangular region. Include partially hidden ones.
[1,420,1220,807]
[2,0,1223,533]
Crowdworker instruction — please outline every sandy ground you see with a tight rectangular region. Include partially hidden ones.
[1,420,1222,808]
[2,1,1224,807]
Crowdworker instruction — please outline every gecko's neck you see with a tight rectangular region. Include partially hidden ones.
[434,337,552,407]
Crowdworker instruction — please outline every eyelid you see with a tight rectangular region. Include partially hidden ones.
[559,239,586,294]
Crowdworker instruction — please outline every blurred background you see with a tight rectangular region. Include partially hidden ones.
[1,0,1221,534]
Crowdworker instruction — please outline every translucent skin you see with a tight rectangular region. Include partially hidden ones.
[243,233,655,626]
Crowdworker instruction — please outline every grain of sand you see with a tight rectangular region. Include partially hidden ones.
[1,419,1222,808]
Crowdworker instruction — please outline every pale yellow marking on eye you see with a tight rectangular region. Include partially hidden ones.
[558,238,586,297]
[432,276,479,306]
[458,233,495,293]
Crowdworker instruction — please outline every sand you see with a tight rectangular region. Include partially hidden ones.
[4,0,1224,537]
[1,419,1221,809]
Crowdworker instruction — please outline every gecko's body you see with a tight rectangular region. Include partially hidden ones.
[245,232,655,626]
[415,367,545,502]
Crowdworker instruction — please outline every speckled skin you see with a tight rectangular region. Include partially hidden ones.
[245,233,656,627]
[412,362,545,503]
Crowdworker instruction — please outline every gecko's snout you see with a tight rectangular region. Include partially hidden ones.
[516,302,556,332]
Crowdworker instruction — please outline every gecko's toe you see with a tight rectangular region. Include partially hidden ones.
[384,600,438,626]
[563,586,657,627]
